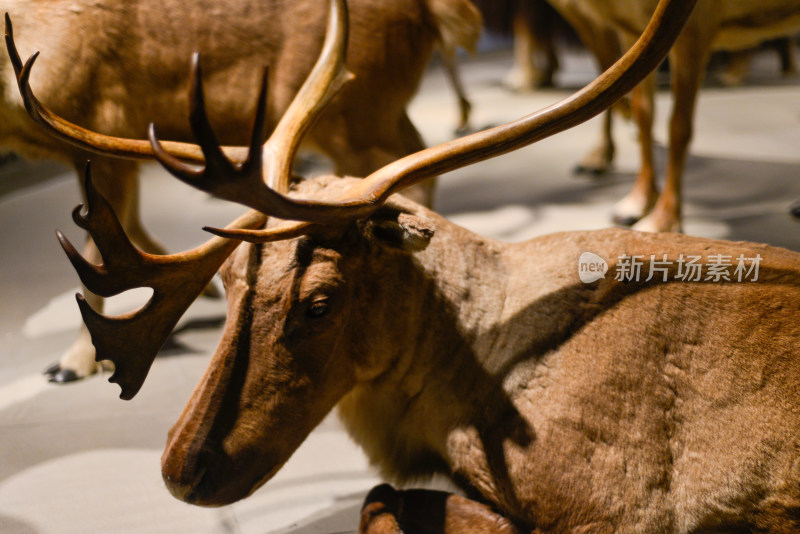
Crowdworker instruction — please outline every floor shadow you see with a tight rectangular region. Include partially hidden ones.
[0,158,69,199]
[158,315,227,357]
[0,513,39,534]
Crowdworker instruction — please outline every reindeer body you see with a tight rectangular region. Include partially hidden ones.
[341,206,800,532]
[0,0,467,167]
[0,0,480,380]
[158,177,800,532]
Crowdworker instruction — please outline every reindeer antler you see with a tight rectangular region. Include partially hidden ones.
[35,0,350,399]
[8,0,696,398]
[3,13,249,164]
[150,0,353,197]
[57,165,266,399]
[201,0,698,242]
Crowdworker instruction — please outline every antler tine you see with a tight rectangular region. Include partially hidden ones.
[3,14,247,164]
[198,0,698,242]
[149,0,353,217]
[57,163,265,399]
[149,57,276,202]
[263,0,354,191]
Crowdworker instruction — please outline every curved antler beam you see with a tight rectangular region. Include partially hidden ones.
[3,13,248,164]
[203,0,697,241]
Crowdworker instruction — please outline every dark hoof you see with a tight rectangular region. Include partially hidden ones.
[43,362,61,377]
[48,368,80,383]
[612,214,641,227]
[790,200,800,219]
[573,164,608,177]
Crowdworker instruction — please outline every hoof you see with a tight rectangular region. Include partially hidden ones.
[573,164,609,177]
[790,200,800,219]
[47,367,81,383]
[43,362,61,377]
[612,214,641,227]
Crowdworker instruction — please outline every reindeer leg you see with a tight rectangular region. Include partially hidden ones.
[504,5,539,93]
[717,49,753,87]
[571,23,623,176]
[121,164,167,256]
[612,71,658,226]
[633,33,712,233]
[47,157,144,382]
[359,484,522,534]
[440,50,473,136]
[574,109,616,176]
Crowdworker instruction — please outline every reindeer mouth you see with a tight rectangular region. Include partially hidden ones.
[168,453,281,507]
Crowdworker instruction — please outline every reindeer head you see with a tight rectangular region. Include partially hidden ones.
[5,0,696,505]
[161,178,437,504]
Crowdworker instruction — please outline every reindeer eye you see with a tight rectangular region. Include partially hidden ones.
[306,300,329,319]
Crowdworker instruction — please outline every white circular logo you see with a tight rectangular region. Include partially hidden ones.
[578,252,608,283]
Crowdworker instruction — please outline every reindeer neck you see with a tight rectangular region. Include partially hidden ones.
[337,226,628,484]
[338,219,542,483]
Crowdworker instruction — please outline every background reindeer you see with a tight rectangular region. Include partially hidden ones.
[540,0,800,232]
[476,0,800,228]
[16,0,800,531]
[0,0,481,383]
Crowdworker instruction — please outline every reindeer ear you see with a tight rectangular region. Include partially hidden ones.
[363,210,435,252]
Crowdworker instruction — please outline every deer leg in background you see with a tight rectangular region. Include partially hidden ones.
[505,0,560,92]
[45,157,156,383]
[440,48,473,135]
[359,484,523,534]
[568,18,624,176]
[633,35,712,233]
[717,48,754,87]
[611,70,658,226]
[122,168,167,257]
[776,37,797,76]
[574,108,616,176]
[504,5,536,92]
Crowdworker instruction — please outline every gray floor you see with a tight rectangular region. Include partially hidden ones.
[1,47,799,534]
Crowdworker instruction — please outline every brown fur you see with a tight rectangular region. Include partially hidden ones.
[162,176,800,533]
[0,0,481,379]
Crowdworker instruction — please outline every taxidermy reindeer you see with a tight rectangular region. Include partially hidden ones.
[0,0,481,383]
[543,0,800,232]
[10,0,800,531]
[471,0,625,175]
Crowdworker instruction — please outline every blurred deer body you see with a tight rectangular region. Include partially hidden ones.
[1,0,481,381]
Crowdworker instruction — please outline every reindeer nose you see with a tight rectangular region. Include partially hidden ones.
[161,450,208,504]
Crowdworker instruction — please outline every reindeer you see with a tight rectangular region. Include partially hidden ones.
[541,0,800,232]
[0,0,481,383]
[471,0,626,175]
[9,0,800,531]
